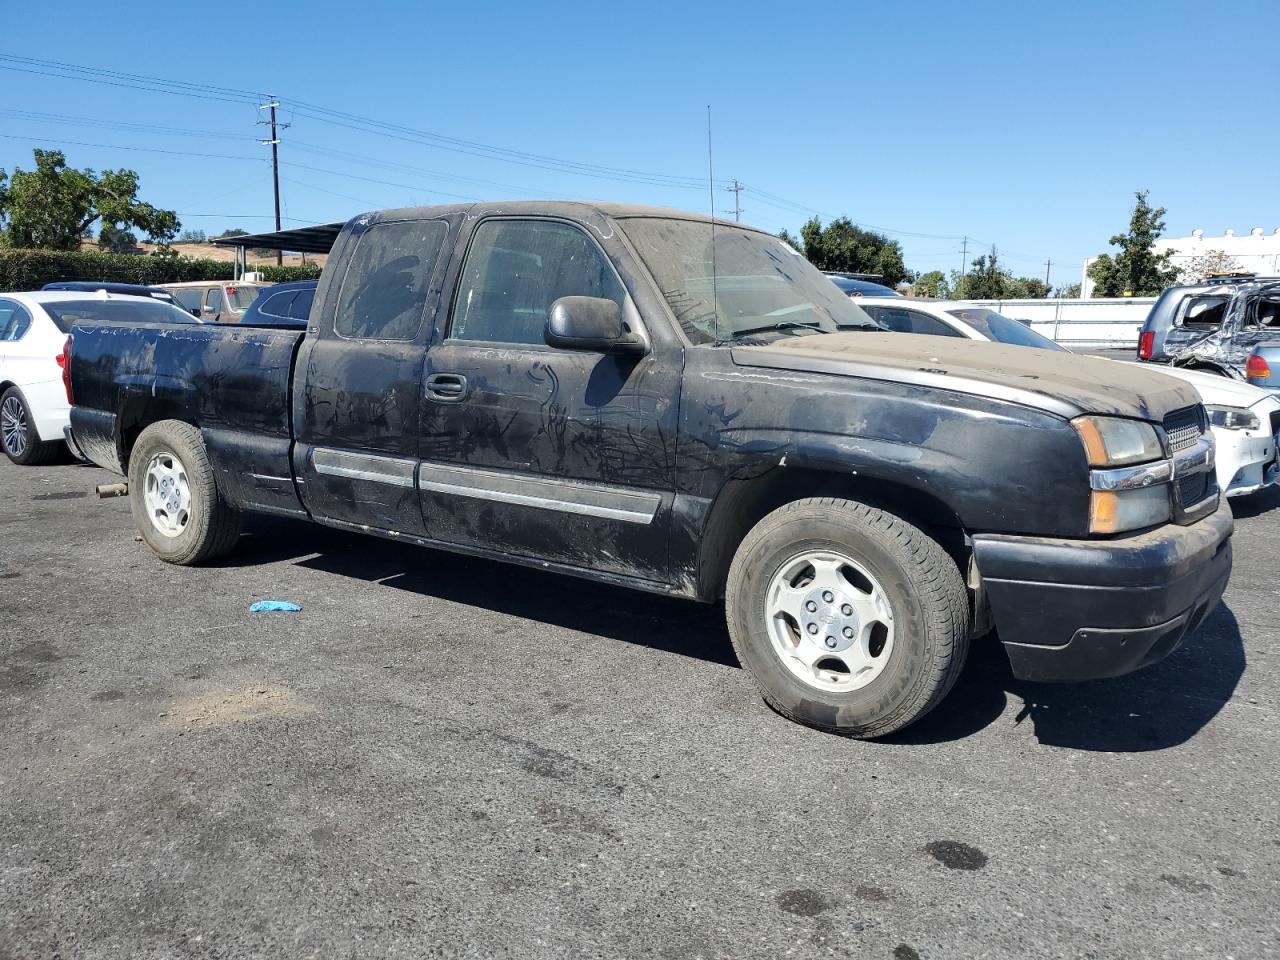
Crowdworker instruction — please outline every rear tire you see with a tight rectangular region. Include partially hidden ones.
[1,387,62,466]
[725,497,969,738]
[128,420,241,565]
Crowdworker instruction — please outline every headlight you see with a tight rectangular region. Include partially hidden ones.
[1205,405,1260,431]
[1072,416,1164,467]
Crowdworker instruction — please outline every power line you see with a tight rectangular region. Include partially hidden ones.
[0,109,249,142]
[0,132,264,163]
[724,178,743,221]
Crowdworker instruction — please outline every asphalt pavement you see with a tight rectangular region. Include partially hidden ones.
[1,456,1277,959]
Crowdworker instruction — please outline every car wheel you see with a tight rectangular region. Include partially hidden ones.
[725,497,969,738]
[128,420,242,565]
[1,387,63,466]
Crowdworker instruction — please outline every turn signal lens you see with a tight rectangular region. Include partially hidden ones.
[1089,486,1171,534]
[1246,353,1270,384]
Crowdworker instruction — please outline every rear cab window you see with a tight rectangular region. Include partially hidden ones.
[333,219,448,340]
[1178,295,1228,329]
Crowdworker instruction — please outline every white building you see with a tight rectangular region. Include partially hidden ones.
[1081,227,1280,296]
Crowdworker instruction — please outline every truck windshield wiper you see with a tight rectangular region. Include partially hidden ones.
[730,320,824,339]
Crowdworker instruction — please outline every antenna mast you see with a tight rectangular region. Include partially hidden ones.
[707,106,719,343]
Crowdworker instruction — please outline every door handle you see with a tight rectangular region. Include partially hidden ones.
[425,373,468,402]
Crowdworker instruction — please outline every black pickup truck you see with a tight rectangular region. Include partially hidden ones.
[66,202,1233,737]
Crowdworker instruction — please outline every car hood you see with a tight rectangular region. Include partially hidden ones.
[731,332,1200,421]
[1136,363,1270,408]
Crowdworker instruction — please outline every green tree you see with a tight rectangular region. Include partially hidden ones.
[777,228,802,251]
[1057,282,1082,299]
[1005,277,1050,299]
[0,149,179,251]
[97,224,138,254]
[796,216,909,287]
[1086,190,1179,297]
[178,228,207,243]
[913,270,950,298]
[955,246,1007,299]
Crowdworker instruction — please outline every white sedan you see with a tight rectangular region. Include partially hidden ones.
[0,291,197,465]
[857,297,1280,498]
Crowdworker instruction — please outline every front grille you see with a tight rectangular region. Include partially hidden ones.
[1178,470,1209,506]
[1163,405,1204,454]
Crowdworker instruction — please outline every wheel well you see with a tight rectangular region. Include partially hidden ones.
[697,467,968,601]
[117,398,196,467]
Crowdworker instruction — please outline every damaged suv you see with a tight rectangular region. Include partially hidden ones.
[67,202,1233,737]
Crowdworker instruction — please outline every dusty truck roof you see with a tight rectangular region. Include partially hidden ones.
[356,200,761,231]
[734,331,1202,421]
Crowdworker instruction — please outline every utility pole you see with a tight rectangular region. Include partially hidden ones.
[723,178,744,221]
[258,98,288,266]
[1044,258,1052,293]
[958,236,969,294]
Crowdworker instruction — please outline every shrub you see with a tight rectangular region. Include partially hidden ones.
[0,248,234,291]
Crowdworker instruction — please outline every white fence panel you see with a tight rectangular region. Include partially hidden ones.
[955,298,1155,348]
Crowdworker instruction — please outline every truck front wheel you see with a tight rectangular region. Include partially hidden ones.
[127,420,242,565]
[725,497,969,738]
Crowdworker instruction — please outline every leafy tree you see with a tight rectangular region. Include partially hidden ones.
[0,149,179,251]
[97,224,138,254]
[178,228,207,243]
[913,270,950,298]
[1087,190,1179,297]
[796,216,909,287]
[777,228,802,251]
[214,228,249,239]
[955,247,1006,299]
[1178,249,1241,284]
[1057,282,1082,299]
[1005,277,1051,299]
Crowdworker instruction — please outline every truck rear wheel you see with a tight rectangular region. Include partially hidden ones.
[128,420,242,565]
[725,497,969,738]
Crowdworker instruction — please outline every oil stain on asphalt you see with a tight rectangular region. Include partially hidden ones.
[776,889,837,916]
[924,840,988,870]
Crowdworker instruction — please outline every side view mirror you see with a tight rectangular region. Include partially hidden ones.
[545,296,644,356]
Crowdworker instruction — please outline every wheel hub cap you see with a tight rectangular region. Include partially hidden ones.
[765,550,896,693]
[143,452,191,538]
[1,396,28,457]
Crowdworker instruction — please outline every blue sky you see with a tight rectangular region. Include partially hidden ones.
[2,0,1276,289]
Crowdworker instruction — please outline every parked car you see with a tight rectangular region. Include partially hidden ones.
[1,292,197,465]
[1136,275,1280,372]
[42,281,179,306]
[858,297,1280,498]
[823,272,901,298]
[67,201,1231,738]
[239,279,316,328]
[158,281,270,323]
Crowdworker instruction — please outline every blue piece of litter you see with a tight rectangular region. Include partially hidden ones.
[250,600,302,613]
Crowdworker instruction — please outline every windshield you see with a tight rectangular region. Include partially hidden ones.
[946,307,1065,351]
[226,285,262,311]
[42,299,199,331]
[621,218,878,343]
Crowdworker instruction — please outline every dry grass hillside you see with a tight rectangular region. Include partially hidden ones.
[79,240,327,269]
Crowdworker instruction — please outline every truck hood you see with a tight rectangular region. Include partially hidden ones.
[731,332,1201,421]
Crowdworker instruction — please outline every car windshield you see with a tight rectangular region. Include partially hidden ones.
[621,218,878,343]
[946,307,1065,351]
[226,286,262,310]
[41,299,199,331]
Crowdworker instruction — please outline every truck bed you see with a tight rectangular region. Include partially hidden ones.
[69,321,307,516]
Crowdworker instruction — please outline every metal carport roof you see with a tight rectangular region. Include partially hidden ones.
[211,222,344,255]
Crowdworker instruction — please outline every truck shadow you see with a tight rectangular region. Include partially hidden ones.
[888,602,1246,751]
[226,518,739,668]
[224,518,1246,750]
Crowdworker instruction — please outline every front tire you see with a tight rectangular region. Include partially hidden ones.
[128,420,242,565]
[1,387,62,466]
[726,497,969,738]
